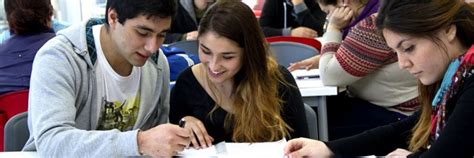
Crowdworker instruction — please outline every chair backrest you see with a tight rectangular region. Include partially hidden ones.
[0,89,29,151]
[304,104,318,140]
[168,40,199,56]
[253,10,261,18]
[266,36,322,51]
[269,42,318,67]
[162,45,200,81]
[4,112,28,151]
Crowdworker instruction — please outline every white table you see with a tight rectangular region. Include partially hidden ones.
[293,70,338,141]
[0,152,38,158]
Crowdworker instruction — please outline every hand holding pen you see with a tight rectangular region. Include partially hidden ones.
[179,116,214,149]
[136,123,191,157]
[179,118,186,128]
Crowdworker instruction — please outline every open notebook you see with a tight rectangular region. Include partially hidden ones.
[176,139,287,158]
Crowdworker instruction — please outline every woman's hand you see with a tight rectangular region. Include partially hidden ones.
[327,6,354,31]
[288,55,321,72]
[386,148,412,157]
[182,116,214,149]
[284,138,333,158]
[291,0,303,5]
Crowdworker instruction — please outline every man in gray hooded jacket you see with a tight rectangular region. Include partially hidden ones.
[23,0,191,157]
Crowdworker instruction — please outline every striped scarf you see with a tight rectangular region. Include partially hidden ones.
[431,45,474,141]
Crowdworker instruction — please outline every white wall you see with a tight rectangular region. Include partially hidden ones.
[0,0,6,32]
[56,0,82,23]
[0,0,4,20]
[54,0,104,24]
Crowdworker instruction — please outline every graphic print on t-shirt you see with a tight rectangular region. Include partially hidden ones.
[91,24,141,131]
[98,95,140,131]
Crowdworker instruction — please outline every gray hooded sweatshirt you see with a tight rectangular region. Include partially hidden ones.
[22,19,170,157]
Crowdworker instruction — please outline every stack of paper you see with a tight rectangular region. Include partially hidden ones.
[176,139,287,158]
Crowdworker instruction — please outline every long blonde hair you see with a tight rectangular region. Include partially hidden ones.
[199,1,292,142]
[409,82,439,151]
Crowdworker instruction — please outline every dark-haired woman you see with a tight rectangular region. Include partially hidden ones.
[284,0,474,157]
[0,0,55,95]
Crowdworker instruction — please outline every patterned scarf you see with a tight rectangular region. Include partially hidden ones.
[431,45,474,141]
[85,18,105,64]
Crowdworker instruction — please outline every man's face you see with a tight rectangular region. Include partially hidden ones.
[194,0,216,11]
[107,9,171,67]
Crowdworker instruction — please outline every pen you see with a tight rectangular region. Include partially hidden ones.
[179,118,204,148]
[179,118,186,128]
[179,118,199,148]
[297,75,319,80]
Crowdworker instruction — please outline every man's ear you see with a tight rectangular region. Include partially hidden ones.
[107,8,118,29]
[446,24,457,43]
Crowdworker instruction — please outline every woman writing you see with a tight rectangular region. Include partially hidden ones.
[289,0,419,140]
[284,0,474,157]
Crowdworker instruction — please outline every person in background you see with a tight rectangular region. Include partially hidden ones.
[0,20,68,43]
[170,1,309,149]
[23,0,191,157]
[284,0,474,157]
[259,0,326,38]
[287,0,381,69]
[164,0,216,44]
[0,0,56,95]
[253,0,265,10]
[288,0,419,140]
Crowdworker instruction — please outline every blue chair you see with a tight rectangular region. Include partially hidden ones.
[266,36,322,51]
[269,42,319,67]
[270,42,319,139]
[168,40,199,56]
[4,112,28,151]
[304,104,318,139]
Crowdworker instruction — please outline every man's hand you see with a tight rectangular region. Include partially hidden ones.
[185,31,199,41]
[137,124,191,157]
[291,0,304,5]
[291,27,318,38]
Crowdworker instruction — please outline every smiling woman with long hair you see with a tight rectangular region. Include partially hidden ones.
[169,1,309,149]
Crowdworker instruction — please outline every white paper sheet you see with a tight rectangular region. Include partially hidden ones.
[176,139,287,158]
[291,69,324,88]
[291,69,320,79]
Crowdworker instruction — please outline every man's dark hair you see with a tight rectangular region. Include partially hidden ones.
[105,0,177,26]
